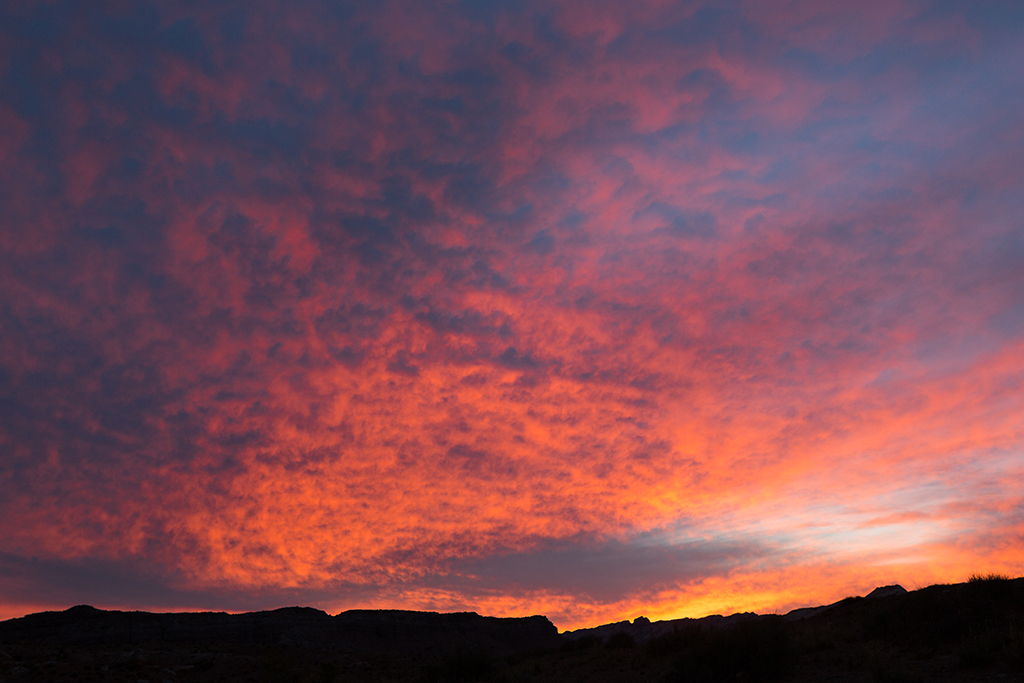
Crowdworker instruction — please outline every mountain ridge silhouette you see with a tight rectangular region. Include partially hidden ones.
[1,576,1022,681]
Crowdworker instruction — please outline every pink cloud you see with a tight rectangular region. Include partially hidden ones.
[1,0,1022,627]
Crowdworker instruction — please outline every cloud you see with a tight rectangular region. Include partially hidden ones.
[0,0,1022,627]
[444,532,776,603]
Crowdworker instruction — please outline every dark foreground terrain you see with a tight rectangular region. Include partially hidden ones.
[1,575,1022,682]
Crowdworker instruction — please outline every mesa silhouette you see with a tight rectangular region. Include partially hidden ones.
[0,606,559,654]
[1,575,1022,682]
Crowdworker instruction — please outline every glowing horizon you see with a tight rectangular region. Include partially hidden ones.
[1,0,1022,631]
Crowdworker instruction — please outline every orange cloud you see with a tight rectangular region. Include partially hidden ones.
[1,0,1023,628]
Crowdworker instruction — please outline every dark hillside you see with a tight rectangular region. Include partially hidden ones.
[784,574,1024,681]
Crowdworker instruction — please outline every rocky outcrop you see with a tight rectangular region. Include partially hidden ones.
[562,612,761,643]
[865,584,907,599]
[784,584,908,622]
[565,585,912,640]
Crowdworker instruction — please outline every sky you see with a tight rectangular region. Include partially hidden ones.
[1,0,1023,630]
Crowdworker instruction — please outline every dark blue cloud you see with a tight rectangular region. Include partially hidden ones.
[445,532,775,602]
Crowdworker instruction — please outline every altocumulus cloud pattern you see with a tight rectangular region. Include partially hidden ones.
[1,0,1023,628]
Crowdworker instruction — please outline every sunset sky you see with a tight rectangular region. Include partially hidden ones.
[1,1,1023,630]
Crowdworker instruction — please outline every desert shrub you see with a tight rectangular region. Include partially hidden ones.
[663,616,796,683]
[965,574,1020,607]
[420,651,492,683]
